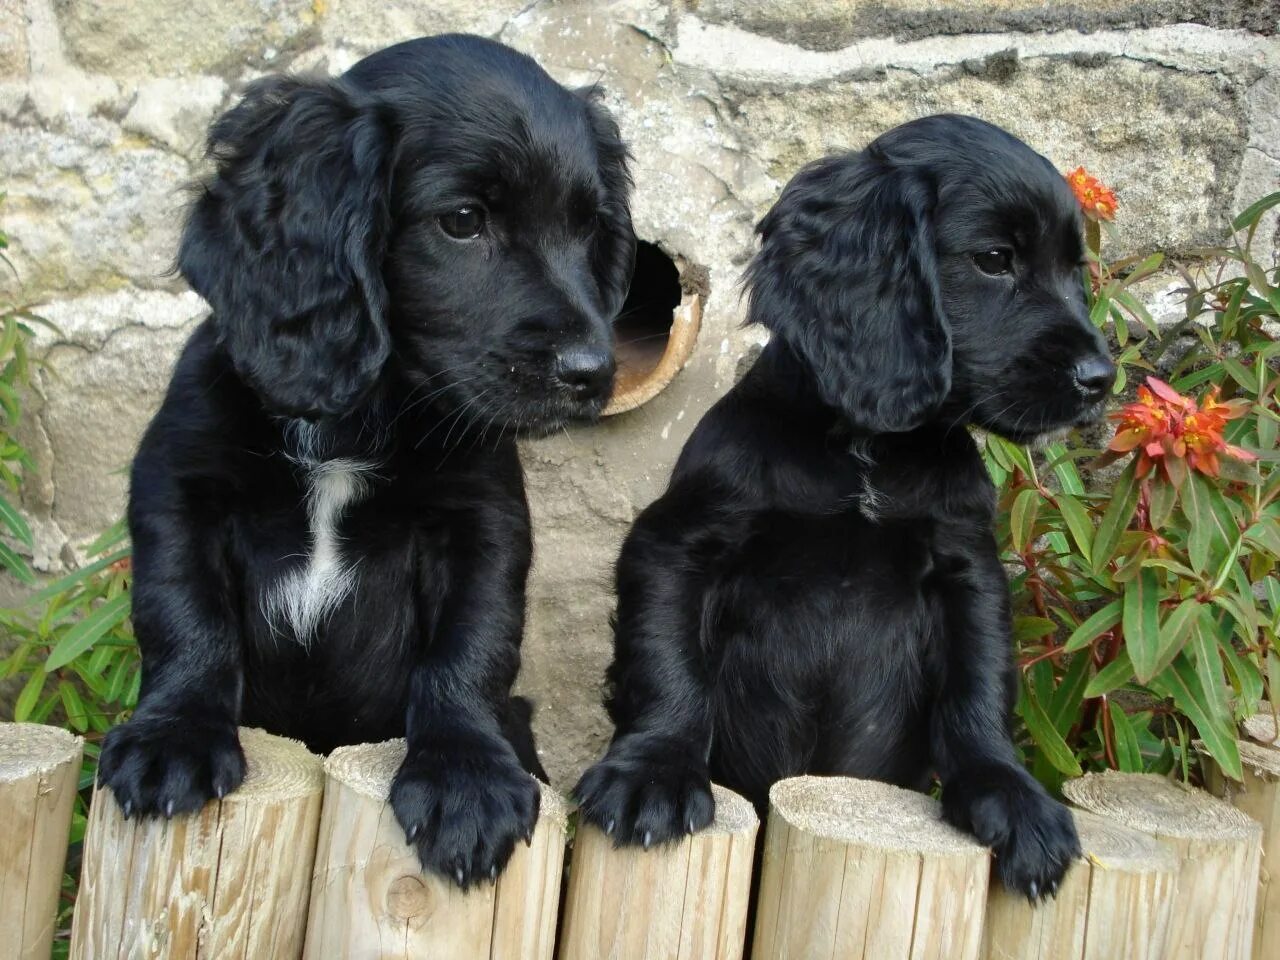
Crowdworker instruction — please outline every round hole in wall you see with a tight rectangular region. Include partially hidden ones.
[603,240,704,416]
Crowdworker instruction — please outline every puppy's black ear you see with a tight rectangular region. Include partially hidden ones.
[747,150,950,433]
[579,88,636,318]
[179,76,393,419]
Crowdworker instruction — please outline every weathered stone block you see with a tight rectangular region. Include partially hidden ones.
[122,75,229,157]
[720,56,1249,255]
[1,119,190,300]
[696,0,1279,50]
[20,289,207,561]
[54,0,320,76]
[0,0,27,76]
[318,0,531,54]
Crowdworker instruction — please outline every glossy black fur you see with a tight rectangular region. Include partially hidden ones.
[576,115,1114,898]
[97,35,634,888]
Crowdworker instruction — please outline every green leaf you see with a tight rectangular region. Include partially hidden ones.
[1152,654,1242,781]
[59,682,89,733]
[1233,191,1280,231]
[1010,488,1041,552]
[1064,600,1122,653]
[0,538,33,584]
[1124,568,1162,682]
[1147,480,1178,531]
[23,548,129,606]
[13,668,44,721]
[1244,518,1280,558]
[1109,702,1144,772]
[1155,599,1201,677]
[1183,472,1237,573]
[45,593,132,670]
[1056,494,1094,564]
[1045,442,1085,496]
[0,493,31,547]
[1085,650,1134,698]
[1013,616,1058,643]
[1020,686,1083,776]
[1049,653,1091,734]
[1093,461,1140,575]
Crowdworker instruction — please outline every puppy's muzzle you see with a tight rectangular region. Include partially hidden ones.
[552,345,615,402]
[1071,355,1116,406]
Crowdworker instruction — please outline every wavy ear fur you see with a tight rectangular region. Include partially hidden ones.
[179,76,393,419]
[578,87,636,319]
[746,149,950,434]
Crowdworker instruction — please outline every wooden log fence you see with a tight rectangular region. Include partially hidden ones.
[5,721,1279,960]
[0,723,82,960]
[981,809,1176,960]
[558,784,758,960]
[1201,708,1280,960]
[1064,770,1262,960]
[69,727,324,960]
[304,738,567,960]
[751,776,989,960]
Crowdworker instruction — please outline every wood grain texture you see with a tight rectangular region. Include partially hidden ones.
[981,809,1176,960]
[750,776,989,960]
[303,738,567,960]
[1064,771,1262,960]
[1202,732,1280,960]
[68,727,324,960]
[0,723,83,960]
[558,783,759,960]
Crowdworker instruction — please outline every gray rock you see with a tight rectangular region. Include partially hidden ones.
[1,118,190,300]
[18,289,207,564]
[122,75,229,157]
[0,0,27,76]
[695,0,1279,51]
[54,0,320,77]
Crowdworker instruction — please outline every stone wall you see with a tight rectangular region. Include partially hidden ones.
[1,0,1277,785]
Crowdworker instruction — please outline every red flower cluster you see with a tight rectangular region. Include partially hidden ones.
[1108,377,1256,482]
[1065,166,1118,222]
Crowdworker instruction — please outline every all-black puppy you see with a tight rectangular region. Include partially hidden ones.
[98,35,634,888]
[576,114,1112,897]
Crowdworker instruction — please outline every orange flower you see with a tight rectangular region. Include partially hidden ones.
[1107,377,1257,482]
[1065,166,1118,222]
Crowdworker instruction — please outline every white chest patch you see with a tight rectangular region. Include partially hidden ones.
[263,458,373,642]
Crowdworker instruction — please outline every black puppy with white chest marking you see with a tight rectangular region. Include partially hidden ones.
[576,115,1112,897]
[98,35,634,888]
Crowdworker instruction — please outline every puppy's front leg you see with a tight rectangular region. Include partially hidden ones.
[574,493,719,849]
[98,479,246,818]
[931,525,1080,899]
[391,499,540,889]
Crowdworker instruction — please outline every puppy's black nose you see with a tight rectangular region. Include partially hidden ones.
[1073,356,1117,403]
[553,345,615,399]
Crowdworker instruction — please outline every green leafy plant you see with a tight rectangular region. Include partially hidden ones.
[991,187,1280,789]
[0,199,60,585]
[1,201,137,959]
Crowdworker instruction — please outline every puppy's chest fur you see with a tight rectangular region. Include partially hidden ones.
[261,455,376,642]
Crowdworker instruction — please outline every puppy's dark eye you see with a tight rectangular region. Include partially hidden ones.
[972,249,1013,276]
[439,206,487,240]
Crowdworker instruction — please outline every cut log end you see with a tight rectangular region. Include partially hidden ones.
[1064,771,1261,843]
[1072,809,1177,874]
[767,775,987,855]
[0,721,83,782]
[322,737,568,827]
[231,726,326,801]
[1242,706,1279,750]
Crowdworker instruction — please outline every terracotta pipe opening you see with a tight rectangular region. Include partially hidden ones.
[604,240,705,416]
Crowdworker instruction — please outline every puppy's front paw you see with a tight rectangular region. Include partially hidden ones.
[98,715,245,818]
[390,736,540,889]
[943,764,1080,900]
[573,735,714,849]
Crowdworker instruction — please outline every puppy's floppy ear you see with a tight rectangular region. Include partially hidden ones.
[179,75,393,419]
[747,149,950,433]
[578,87,636,318]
